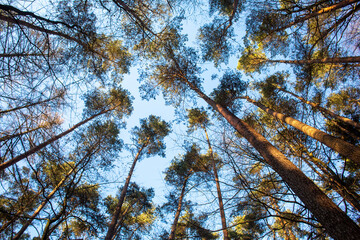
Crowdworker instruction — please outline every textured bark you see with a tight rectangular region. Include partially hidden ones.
[275,85,360,130]
[286,139,360,212]
[275,0,360,32]
[168,177,188,240]
[105,144,145,240]
[244,96,360,165]
[181,77,360,240]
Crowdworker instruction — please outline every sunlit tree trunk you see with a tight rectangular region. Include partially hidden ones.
[204,127,229,240]
[13,168,76,239]
[0,107,115,172]
[243,96,360,165]
[275,0,360,32]
[105,143,146,240]
[274,84,360,130]
[181,76,360,240]
[169,176,188,240]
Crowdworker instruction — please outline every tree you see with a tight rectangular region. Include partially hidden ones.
[164,143,210,240]
[9,119,122,239]
[0,87,132,172]
[187,108,229,239]
[141,42,360,239]
[105,115,170,240]
[241,95,360,165]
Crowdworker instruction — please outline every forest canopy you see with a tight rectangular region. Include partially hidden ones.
[1,0,360,239]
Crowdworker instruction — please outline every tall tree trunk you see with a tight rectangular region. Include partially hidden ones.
[0,92,64,115]
[0,107,115,172]
[0,190,42,233]
[204,127,229,240]
[0,13,83,45]
[274,84,360,130]
[267,56,360,65]
[286,139,360,212]
[243,96,360,165]
[13,168,76,239]
[169,177,189,240]
[181,77,360,240]
[105,144,146,240]
[274,0,360,32]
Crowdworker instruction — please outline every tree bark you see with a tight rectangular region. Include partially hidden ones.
[243,96,360,165]
[275,0,360,32]
[204,127,229,240]
[0,107,114,172]
[105,144,145,240]
[274,85,360,130]
[268,56,360,65]
[287,140,360,212]
[181,76,360,240]
[13,168,76,239]
[0,93,64,115]
[168,177,188,240]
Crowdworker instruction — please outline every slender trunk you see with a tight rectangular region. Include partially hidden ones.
[0,93,64,115]
[0,107,114,172]
[268,56,360,65]
[0,190,42,233]
[275,0,360,32]
[243,96,360,165]
[169,177,189,240]
[112,199,140,239]
[286,139,360,212]
[0,127,42,143]
[274,85,360,130]
[13,168,76,239]
[270,199,296,240]
[0,53,43,58]
[309,3,360,50]
[182,77,360,239]
[0,14,83,45]
[204,127,229,240]
[105,144,146,240]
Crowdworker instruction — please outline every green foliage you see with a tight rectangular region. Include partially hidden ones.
[245,7,290,56]
[209,0,243,16]
[327,88,360,120]
[237,46,267,74]
[131,115,171,157]
[211,70,247,110]
[87,36,133,78]
[199,18,234,66]
[164,143,203,186]
[230,212,265,239]
[175,210,219,239]
[187,108,210,132]
[83,87,133,118]
[254,72,287,100]
[104,183,156,238]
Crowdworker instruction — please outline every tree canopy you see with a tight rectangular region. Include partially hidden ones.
[1,0,360,239]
